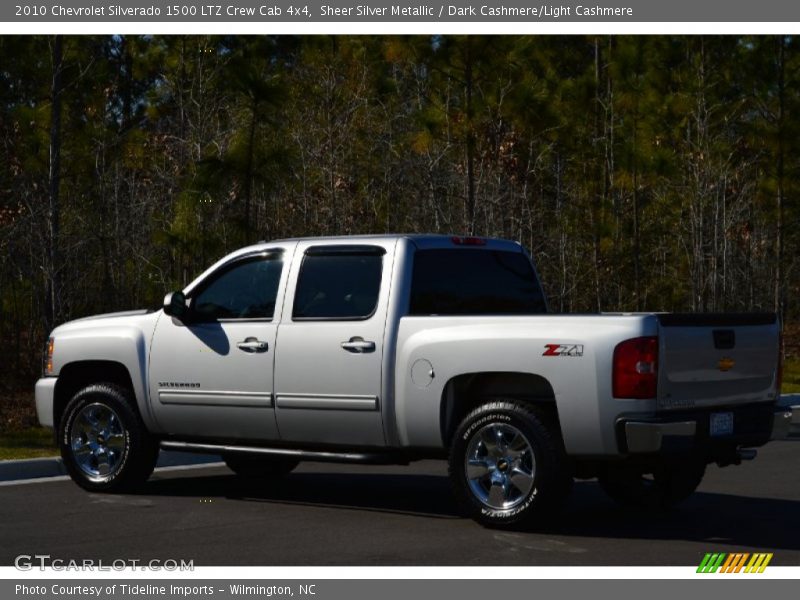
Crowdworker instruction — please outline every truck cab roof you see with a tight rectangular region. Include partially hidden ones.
[262,233,525,252]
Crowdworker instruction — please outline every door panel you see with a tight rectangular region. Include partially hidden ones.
[274,242,395,446]
[148,251,287,441]
[274,321,385,445]
[149,319,279,440]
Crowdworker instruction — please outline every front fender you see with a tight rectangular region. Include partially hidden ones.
[51,313,161,431]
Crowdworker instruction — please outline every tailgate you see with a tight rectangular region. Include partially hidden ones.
[657,313,780,410]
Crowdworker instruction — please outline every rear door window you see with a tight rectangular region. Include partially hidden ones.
[292,246,385,320]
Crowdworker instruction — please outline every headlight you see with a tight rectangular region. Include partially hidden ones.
[44,337,55,376]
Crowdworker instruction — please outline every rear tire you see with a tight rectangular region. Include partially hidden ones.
[598,460,706,509]
[223,454,299,479]
[448,400,572,528]
[59,383,159,492]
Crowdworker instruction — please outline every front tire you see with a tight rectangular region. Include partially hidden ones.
[448,401,572,528]
[598,460,706,509]
[59,383,159,492]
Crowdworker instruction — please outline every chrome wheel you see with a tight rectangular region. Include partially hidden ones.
[69,402,127,481]
[465,422,536,510]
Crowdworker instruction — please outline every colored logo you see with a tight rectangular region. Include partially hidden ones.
[717,357,735,372]
[697,552,773,573]
[542,344,584,357]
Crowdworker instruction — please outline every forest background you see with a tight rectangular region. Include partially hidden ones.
[1,35,798,444]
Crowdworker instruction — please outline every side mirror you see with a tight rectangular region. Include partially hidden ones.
[163,291,188,320]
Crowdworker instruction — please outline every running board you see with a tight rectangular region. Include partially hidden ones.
[160,440,407,465]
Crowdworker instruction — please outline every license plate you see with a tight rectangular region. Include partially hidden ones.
[710,412,734,437]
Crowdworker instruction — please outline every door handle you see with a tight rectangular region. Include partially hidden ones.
[341,337,376,353]
[237,338,269,353]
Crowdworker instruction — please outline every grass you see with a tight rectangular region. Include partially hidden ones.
[0,427,57,460]
[781,357,800,394]
[0,387,57,460]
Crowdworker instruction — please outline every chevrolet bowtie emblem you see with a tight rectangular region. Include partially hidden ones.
[718,357,735,372]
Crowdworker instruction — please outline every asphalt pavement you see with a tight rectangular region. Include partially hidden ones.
[1,439,799,566]
[0,451,221,482]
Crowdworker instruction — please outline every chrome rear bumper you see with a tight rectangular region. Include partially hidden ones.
[624,421,696,453]
[622,404,793,454]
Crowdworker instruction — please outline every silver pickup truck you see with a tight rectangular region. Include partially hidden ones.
[35,234,792,527]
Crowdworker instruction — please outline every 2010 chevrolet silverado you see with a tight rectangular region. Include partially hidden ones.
[35,234,793,526]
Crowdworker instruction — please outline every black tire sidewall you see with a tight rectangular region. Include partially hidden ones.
[59,384,153,492]
[449,402,565,526]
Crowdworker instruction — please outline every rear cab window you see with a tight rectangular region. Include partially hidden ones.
[409,248,547,316]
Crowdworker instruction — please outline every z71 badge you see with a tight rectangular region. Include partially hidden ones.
[543,344,584,357]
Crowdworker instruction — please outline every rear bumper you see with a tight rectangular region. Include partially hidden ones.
[35,377,57,428]
[619,402,791,454]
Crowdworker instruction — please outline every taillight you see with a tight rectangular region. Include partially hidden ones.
[613,336,658,399]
